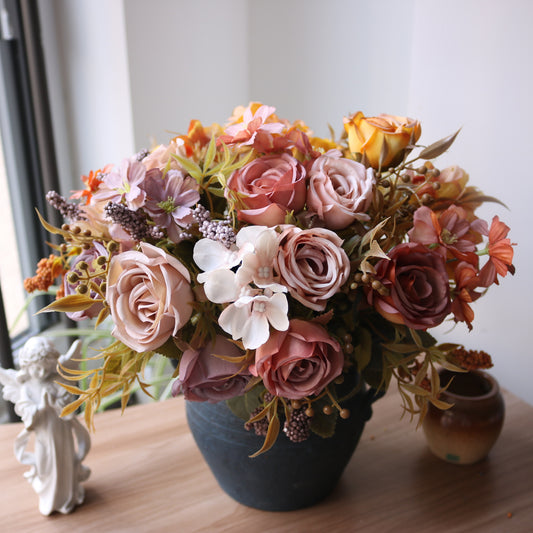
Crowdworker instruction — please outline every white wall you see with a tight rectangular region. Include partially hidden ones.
[406,0,533,405]
[40,0,532,404]
[40,0,135,191]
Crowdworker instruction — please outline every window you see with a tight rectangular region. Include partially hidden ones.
[0,0,62,373]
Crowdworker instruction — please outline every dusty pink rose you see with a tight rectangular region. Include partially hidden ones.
[367,242,451,329]
[172,336,250,402]
[273,226,350,311]
[250,319,344,400]
[106,242,193,352]
[306,151,374,229]
[226,153,307,226]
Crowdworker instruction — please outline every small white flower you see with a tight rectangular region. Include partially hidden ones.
[218,291,289,350]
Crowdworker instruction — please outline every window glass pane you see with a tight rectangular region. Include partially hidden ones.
[0,134,28,336]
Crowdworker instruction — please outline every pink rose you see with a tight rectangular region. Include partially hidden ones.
[106,242,193,352]
[171,336,250,402]
[250,319,344,400]
[307,151,374,229]
[273,226,350,311]
[367,242,451,329]
[227,153,307,226]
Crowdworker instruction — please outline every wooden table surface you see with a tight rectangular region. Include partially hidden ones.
[0,387,532,532]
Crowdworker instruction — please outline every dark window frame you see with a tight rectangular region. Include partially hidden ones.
[0,0,63,378]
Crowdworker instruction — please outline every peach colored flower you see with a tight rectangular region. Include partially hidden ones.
[218,103,285,146]
[478,216,515,287]
[250,319,344,400]
[106,242,194,352]
[227,153,307,226]
[408,205,479,265]
[273,226,350,311]
[451,261,483,330]
[306,151,374,229]
[344,112,421,169]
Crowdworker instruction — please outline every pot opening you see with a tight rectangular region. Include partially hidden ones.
[440,369,493,398]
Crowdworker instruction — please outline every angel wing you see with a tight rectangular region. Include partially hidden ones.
[0,367,22,405]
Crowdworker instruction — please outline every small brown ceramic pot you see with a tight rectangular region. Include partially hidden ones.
[422,369,505,465]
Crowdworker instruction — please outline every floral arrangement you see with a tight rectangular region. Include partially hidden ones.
[26,102,515,454]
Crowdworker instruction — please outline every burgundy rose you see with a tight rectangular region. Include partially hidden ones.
[368,242,451,329]
[250,319,344,400]
[172,336,250,402]
[226,153,307,226]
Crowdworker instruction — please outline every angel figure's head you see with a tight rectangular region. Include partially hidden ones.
[18,337,60,381]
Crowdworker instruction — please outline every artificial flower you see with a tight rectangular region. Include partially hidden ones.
[106,242,194,352]
[251,319,344,400]
[306,150,374,229]
[344,112,421,169]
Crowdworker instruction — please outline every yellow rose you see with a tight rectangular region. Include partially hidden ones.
[343,112,421,169]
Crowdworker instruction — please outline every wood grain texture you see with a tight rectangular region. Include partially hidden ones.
[0,388,531,532]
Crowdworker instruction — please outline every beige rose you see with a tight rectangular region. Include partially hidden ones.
[273,226,350,311]
[306,151,374,229]
[106,242,193,352]
[343,112,421,169]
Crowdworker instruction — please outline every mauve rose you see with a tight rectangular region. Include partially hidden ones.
[64,241,108,321]
[368,242,451,329]
[106,242,193,352]
[250,319,344,400]
[226,153,307,226]
[273,226,350,311]
[306,151,374,230]
[171,336,250,402]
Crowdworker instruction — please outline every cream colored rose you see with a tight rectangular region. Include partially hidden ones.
[306,151,374,229]
[273,226,350,311]
[343,112,421,169]
[106,242,193,352]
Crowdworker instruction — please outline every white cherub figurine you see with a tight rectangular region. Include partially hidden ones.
[0,336,91,515]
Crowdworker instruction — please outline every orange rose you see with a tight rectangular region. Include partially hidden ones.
[343,112,421,169]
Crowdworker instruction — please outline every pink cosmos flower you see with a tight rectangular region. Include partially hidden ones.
[141,169,200,242]
[106,242,194,352]
[250,319,344,400]
[92,159,147,210]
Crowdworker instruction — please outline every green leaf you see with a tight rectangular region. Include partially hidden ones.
[154,337,181,359]
[172,154,203,182]
[250,410,280,457]
[226,386,265,421]
[202,135,217,173]
[37,294,98,314]
[418,129,460,160]
[353,327,372,371]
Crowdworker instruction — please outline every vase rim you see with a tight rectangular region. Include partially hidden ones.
[438,368,499,401]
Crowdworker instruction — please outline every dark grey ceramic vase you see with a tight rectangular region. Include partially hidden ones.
[185,377,380,511]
